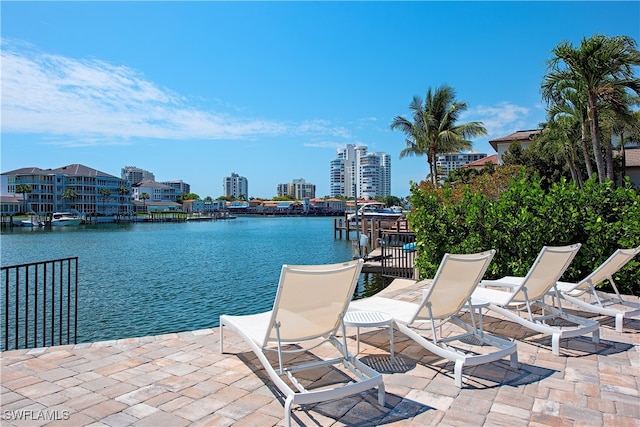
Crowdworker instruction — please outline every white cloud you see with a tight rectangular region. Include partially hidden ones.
[0,40,339,144]
[303,141,345,149]
[463,102,534,140]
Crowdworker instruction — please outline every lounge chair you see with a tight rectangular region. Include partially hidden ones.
[473,244,600,356]
[349,250,519,388]
[554,247,640,332]
[219,259,384,427]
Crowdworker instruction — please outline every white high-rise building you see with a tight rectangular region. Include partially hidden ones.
[330,144,391,198]
[436,152,487,181]
[121,166,155,186]
[224,173,248,199]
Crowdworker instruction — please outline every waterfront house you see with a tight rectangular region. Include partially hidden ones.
[0,164,133,216]
[489,129,542,163]
[0,194,23,215]
[132,179,179,203]
[624,146,640,188]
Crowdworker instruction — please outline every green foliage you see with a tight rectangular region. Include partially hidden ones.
[181,193,200,201]
[409,171,640,295]
[273,195,297,201]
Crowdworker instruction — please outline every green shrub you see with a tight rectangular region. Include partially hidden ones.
[409,169,640,295]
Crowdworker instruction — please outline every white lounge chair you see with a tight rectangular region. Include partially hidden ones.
[554,247,640,332]
[349,250,519,388]
[473,244,600,356]
[219,259,384,427]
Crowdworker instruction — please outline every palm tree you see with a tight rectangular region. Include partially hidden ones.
[15,183,32,213]
[543,81,594,179]
[599,97,640,181]
[543,34,640,183]
[117,185,130,216]
[61,188,78,211]
[98,188,112,215]
[140,192,150,213]
[390,84,487,185]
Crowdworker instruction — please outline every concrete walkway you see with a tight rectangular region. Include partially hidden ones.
[2,287,639,426]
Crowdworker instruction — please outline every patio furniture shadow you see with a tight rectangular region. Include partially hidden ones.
[235,350,426,426]
[481,311,634,356]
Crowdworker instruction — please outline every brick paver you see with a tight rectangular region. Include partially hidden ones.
[1,291,639,426]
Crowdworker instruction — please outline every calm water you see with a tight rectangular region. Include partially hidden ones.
[0,217,385,344]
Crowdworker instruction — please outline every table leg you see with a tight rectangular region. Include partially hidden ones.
[389,324,395,365]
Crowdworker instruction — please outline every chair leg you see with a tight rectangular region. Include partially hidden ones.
[551,333,560,356]
[615,314,624,333]
[284,396,294,427]
[509,351,519,369]
[377,383,386,406]
[454,360,464,388]
[592,328,600,344]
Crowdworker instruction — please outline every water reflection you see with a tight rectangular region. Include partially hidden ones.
[354,273,392,299]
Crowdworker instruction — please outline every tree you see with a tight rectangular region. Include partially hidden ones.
[181,193,200,201]
[61,188,78,210]
[543,34,640,183]
[543,81,594,180]
[390,84,487,186]
[117,186,130,216]
[98,188,112,215]
[15,183,32,214]
[140,192,150,213]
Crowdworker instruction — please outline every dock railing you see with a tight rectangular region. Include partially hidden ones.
[380,231,417,279]
[1,257,78,352]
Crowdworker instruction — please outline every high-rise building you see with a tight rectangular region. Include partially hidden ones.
[223,173,248,199]
[329,144,391,198]
[277,178,316,199]
[121,166,155,186]
[435,152,487,181]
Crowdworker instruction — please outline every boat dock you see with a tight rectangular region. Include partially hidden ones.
[335,216,417,279]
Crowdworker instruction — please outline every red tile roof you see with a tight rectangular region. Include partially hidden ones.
[462,154,499,169]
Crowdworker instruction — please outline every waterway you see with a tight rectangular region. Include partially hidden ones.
[0,217,386,344]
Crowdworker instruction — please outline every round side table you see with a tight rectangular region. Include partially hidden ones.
[343,310,395,364]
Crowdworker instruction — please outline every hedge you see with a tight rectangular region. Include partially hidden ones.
[409,168,640,296]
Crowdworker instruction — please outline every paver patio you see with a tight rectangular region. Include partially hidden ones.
[1,285,639,426]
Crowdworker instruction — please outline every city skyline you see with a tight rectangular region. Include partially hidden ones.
[2,2,639,198]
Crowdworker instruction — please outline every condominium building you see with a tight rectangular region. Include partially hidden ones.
[132,180,179,202]
[162,180,191,196]
[223,173,248,199]
[121,166,155,185]
[1,164,133,216]
[277,178,316,199]
[330,144,390,199]
[435,152,488,181]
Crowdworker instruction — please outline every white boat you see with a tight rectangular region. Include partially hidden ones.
[21,218,44,227]
[347,203,405,223]
[50,212,82,226]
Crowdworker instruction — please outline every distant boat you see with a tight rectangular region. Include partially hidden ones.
[21,218,44,227]
[347,203,405,223]
[50,212,82,226]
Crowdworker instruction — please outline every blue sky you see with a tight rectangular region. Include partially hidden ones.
[2,1,639,199]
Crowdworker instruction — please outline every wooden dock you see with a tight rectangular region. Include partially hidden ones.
[335,215,417,279]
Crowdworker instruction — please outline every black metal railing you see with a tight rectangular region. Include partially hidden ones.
[1,257,78,352]
[380,231,417,279]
